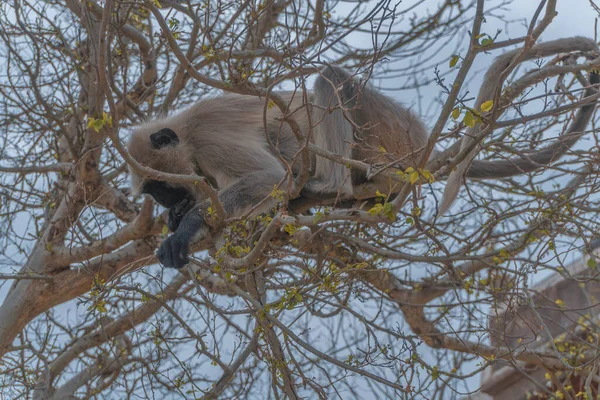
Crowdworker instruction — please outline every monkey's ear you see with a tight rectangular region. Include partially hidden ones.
[150,128,180,149]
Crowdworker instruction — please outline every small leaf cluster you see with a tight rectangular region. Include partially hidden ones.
[270,185,285,201]
[202,45,217,60]
[274,287,303,311]
[451,100,493,128]
[397,167,435,185]
[368,191,395,221]
[87,274,108,314]
[475,33,495,47]
[168,18,181,39]
[86,112,113,133]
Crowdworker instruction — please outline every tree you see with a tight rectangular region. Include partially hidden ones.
[0,0,599,398]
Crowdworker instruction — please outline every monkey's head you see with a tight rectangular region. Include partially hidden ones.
[128,127,200,209]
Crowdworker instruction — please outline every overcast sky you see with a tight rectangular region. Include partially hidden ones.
[383,0,599,117]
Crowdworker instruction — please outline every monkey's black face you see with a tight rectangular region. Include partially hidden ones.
[141,180,191,209]
[141,180,196,232]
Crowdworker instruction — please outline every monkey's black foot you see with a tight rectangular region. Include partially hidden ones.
[168,198,195,232]
[157,233,190,269]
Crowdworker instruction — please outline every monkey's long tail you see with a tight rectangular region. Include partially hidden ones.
[439,37,600,215]
[465,70,599,180]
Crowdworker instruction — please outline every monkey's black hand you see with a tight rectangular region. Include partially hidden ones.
[167,198,195,232]
[157,206,207,269]
[157,231,190,269]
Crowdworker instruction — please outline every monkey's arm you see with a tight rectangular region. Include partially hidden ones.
[157,203,207,270]
[167,197,195,232]
[157,169,286,269]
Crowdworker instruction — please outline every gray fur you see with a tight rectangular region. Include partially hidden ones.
[127,67,432,268]
[308,68,357,196]
[305,66,430,199]
[128,66,431,221]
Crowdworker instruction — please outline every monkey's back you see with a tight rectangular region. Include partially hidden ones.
[139,92,312,189]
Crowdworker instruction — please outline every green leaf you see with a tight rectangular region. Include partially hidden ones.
[481,37,493,47]
[588,257,597,269]
[463,111,475,127]
[87,116,108,133]
[368,203,384,216]
[87,118,97,132]
[283,223,297,235]
[102,112,113,127]
[431,366,440,381]
[375,190,388,200]
[480,100,494,112]
[88,300,107,313]
[168,18,180,29]
[449,55,459,68]
[409,171,419,185]
[270,185,285,200]
[451,107,460,120]
[162,224,169,236]
[421,170,435,184]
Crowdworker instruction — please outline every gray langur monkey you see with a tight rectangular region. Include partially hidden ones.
[128,37,599,269]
